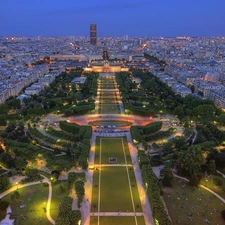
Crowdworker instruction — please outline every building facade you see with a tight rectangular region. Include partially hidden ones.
[90,24,97,45]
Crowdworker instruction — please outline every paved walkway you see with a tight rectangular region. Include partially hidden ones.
[0,175,55,225]
[81,75,155,225]
[80,132,96,225]
[91,212,144,216]
[173,173,225,204]
[126,132,155,225]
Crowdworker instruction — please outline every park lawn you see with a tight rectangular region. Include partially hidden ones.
[50,181,68,220]
[136,216,146,225]
[39,171,52,179]
[100,96,117,102]
[100,138,126,164]
[2,184,50,225]
[122,137,132,164]
[100,166,133,212]
[100,94,116,100]
[100,92,116,97]
[127,167,142,212]
[90,216,145,225]
[99,104,120,114]
[94,137,100,164]
[100,98,118,104]
[100,83,115,89]
[163,178,225,225]
[91,169,100,212]
[200,175,225,199]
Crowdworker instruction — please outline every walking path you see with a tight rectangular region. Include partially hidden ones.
[126,132,155,225]
[0,175,55,225]
[173,173,225,204]
[81,75,155,225]
[80,132,96,225]
[91,212,143,216]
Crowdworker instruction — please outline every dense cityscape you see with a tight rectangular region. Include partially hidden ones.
[1,34,225,106]
[1,21,225,225]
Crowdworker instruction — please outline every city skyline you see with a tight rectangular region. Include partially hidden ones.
[1,0,225,37]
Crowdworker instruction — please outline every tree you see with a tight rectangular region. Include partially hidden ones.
[173,106,185,121]
[0,176,11,192]
[0,115,7,126]
[55,196,81,225]
[213,177,223,186]
[0,152,15,168]
[78,156,88,170]
[176,147,205,177]
[15,157,27,169]
[214,152,225,168]
[189,173,200,187]
[11,190,20,201]
[218,113,225,126]
[208,159,216,174]
[160,168,174,187]
[0,201,9,211]
[75,180,85,207]
[24,168,41,181]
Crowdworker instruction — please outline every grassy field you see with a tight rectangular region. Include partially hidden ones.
[100,167,133,212]
[99,104,120,114]
[98,78,120,114]
[100,78,115,89]
[90,216,145,225]
[100,138,125,164]
[50,181,68,220]
[99,98,118,104]
[2,184,50,225]
[94,137,100,164]
[200,175,225,200]
[91,169,100,212]
[92,137,141,213]
[1,181,68,225]
[128,167,142,211]
[163,178,225,225]
[100,92,116,97]
[100,84,115,89]
[95,137,132,164]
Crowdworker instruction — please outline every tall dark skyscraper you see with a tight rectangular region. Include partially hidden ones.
[90,24,97,45]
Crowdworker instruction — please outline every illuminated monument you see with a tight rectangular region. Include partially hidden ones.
[90,24,97,45]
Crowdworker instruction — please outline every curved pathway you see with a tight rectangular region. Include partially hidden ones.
[173,173,225,204]
[0,175,55,225]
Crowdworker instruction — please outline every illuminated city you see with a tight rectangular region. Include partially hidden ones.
[0,1,225,225]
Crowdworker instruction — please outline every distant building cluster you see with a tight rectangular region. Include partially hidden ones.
[23,69,63,96]
[1,33,225,108]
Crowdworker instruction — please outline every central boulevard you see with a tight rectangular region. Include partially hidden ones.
[74,73,155,225]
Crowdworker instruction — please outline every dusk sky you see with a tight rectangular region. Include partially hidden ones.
[1,0,225,37]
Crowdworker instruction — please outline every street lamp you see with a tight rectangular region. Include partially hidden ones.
[43,202,46,213]
[16,182,18,190]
